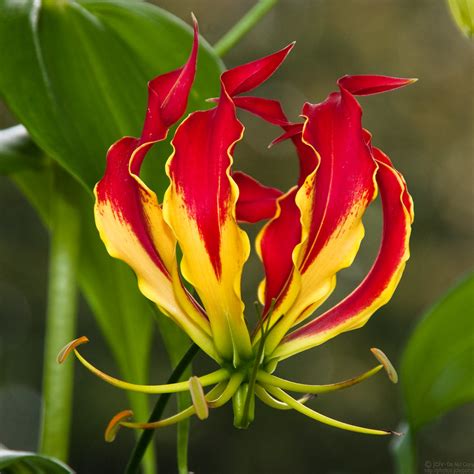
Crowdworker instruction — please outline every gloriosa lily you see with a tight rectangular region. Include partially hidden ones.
[60,19,415,438]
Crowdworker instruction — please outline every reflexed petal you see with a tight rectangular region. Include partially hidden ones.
[163,89,252,363]
[221,43,294,97]
[264,86,378,355]
[232,96,291,126]
[273,152,413,360]
[338,75,417,96]
[233,171,283,223]
[94,22,218,360]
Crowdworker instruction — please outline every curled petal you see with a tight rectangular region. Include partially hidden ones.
[338,75,417,96]
[232,96,291,126]
[163,87,252,363]
[274,152,413,360]
[233,171,283,223]
[221,43,294,97]
[139,16,200,143]
[94,22,217,359]
[265,87,378,354]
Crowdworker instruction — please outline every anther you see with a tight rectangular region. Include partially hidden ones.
[57,336,89,364]
[105,410,134,442]
[189,376,209,420]
[370,348,398,383]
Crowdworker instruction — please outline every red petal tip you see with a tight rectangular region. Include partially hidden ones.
[338,75,418,96]
[191,12,198,30]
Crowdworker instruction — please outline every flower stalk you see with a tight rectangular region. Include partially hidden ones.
[39,166,81,461]
[214,0,279,57]
[125,344,200,474]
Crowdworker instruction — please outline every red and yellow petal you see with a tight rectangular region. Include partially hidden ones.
[264,87,378,355]
[94,21,219,361]
[95,140,217,359]
[163,89,252,363]
[273,151,413,360]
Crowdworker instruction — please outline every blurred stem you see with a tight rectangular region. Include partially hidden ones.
[125,344,200,474]
[214,0,279,57]
[391,423,417,474]
[39,166,81,461]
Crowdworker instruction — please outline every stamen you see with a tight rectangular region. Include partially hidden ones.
[189,376,209,420]
[57,336,89,363]
[105,410,133,442]
[60,337,229,393]
[371,348,398,383]
[105,383,227,438]
[121,405,196,431]
[264,385,396,436]
[256,364,383,394]
[255,384,313,410]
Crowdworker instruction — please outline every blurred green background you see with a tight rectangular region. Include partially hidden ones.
[0,0,472,473]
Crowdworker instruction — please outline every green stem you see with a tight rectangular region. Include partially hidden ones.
[392,422,418,474]
[125,344,200,474]
[214,0,279,57]
[39,167,81,461]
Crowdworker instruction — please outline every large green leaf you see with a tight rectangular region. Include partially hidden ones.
[400,272,474,432]
[0,0,222,191]
[392,273,474,473]
[0,446,74,474]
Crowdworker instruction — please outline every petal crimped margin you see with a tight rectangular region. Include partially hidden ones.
[163,86,252,364]
[274,151,413,360]
[94,20,220,361]
[264,86,378,355]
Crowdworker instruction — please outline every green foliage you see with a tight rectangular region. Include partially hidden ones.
[393,272,474,472]
[0,0,222,191]
[400,272,474,431]
[447,0,474,38]
[0,446,74,474]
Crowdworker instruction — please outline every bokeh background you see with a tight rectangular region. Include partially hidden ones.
[0,0,473,473]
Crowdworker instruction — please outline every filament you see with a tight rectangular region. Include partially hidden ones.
[256,365,383,394]
[255,384,313,410]
[264,385,397,436]
[58,337,229,394]
[106,383,227,439]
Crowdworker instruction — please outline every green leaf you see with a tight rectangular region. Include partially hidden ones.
[0,446,74,474]
[0,0,223,191]
[447,0,474,39]
[400,272,474,432]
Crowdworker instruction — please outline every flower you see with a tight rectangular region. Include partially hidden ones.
[61,18,415,437]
